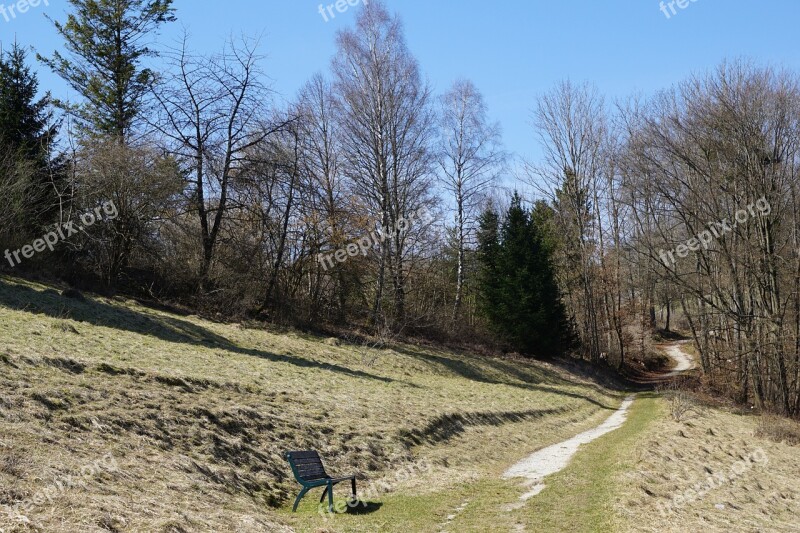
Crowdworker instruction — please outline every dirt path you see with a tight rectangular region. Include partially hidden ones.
[502,394,636,506]
[663,341,695,376]
[501,341,695,512]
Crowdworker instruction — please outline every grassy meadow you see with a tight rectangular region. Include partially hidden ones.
[0,276,623,532]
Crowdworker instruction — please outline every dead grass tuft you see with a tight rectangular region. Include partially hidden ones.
[0,455,26,479]
[52,321,80,335]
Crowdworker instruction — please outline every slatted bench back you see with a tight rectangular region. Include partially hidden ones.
[286,451,329,483]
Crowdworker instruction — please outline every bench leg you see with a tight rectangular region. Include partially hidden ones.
[292,487,309,512]
[319,485,329,504]
[351,477,357,500]
[328,480,334,513]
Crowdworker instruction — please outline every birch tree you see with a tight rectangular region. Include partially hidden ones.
[438,79,504,320]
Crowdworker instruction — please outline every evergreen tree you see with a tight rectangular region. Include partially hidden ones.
[477,193,571,357]
[0,43,57,159]
[477,203,502,325]
[39,0,175,141]
[530,199,560,258]
[0,43,62,234]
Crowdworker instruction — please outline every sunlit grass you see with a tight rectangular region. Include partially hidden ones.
[0,275,622,531]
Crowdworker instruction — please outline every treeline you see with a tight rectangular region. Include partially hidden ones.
[524,69,800,416]
[2,1,799,416]
[0,0,514,345]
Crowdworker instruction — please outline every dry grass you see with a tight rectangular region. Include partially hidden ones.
[616,395,800,532]
[0,276,622,532]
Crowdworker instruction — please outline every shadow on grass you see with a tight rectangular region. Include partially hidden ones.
[654,329,690,341]
[0,278,401,385]
[344,500,383,514]
[400,406,571,447]
[392,345,619,410]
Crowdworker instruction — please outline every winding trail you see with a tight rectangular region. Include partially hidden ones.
[502,341,696,510]
[663,341,695,376]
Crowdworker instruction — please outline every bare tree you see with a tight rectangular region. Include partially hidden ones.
[151,34,277,291]
[438,79,504,320]
[296,74,352,321]
[0,145,34,244]
[622,61,800,414]
[332,0,435,326]
[528,81,608,363]
[258,117,302,313]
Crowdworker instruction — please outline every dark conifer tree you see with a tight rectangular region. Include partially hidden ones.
[0,43,62,234]
[477,203,502,328]
[39,0,175,141]
[477,193,571,357]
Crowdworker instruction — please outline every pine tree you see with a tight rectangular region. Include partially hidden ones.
[477,203,502,325]
[477,193,571,357]
[0,43,56,159]
[0,43,62,234]
[39,0,175,141]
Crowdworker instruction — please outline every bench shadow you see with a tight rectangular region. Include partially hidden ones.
[344,500,383,515]
[0,278,401,385]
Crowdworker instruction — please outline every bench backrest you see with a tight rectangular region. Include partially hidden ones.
[285,450,329,483]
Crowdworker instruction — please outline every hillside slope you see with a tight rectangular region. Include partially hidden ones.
[617,395,800,532]
[0,276,623,532]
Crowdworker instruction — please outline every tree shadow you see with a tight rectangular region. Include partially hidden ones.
[391,345,619,410]
[0,278,402,385]
[400,406,570,447]
[391,345,550,384]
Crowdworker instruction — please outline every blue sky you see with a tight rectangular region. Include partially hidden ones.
[4,0,800,161]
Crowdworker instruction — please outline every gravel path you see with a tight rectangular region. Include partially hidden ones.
[502,341,695,509]
[502,394,636,504]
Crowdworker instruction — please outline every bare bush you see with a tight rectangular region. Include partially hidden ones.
[73,141,183,284]
[669,391,698,422]
[755,415,800,446]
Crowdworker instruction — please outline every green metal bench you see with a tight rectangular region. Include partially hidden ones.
[285,450,357,512]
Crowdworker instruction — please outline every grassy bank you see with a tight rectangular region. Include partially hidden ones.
[617,394,800,532]
[0,276,622,532]
[285,395,666,532]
